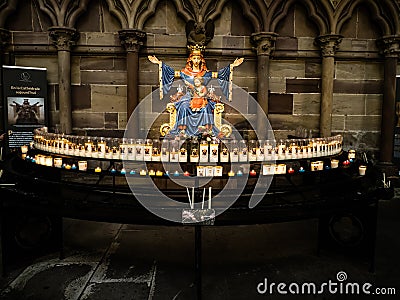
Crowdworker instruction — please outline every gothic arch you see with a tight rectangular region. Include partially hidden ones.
[159,0,192,24]
[134,0,264,32]
[134,0,160,29]
[34,0,90,27]
[0,0,18,28]
[267,0,330,35]
[335,0,400,36]
[206,0,265,32]
[105,0,193,30]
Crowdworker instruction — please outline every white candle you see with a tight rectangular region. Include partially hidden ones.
[78,161,87,171]
[98,141,106,158]
[197,166,205,177]
[202,188,205,209]
[179,147,187,162]
[54,157,63,168]
[359,165,366,176]
[214,166,223,177]
[210,143,219,163]
[205,166,214,177]
[192,187,194,209]
[186,188,191,208]
[85,142,93,157]
[307,146,312,158]
[230,147,239,162]
[208,187,211,209]
[21,145,28,154]
[45,156,53,167]
[200,143,209,162]
[311,162,319,171]
[331,159,339,168]
[127,142,135,160]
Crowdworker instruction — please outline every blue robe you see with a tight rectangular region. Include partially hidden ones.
[161,63,231,136]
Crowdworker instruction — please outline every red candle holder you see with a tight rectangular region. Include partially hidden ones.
[249,170,257,177]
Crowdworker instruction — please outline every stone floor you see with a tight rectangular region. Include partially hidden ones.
[1,194,399,299]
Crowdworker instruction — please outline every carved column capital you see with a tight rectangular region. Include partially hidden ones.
[251,32,278,56]
[118,29,146,52]
[0,28,11,51]
[377,35,400,58]
[48,27,79,51]
[315,34,343,57]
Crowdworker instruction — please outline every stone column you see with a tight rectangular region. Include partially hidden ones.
[118,29,146,133]
[377,36,400,163]
[251,32,278,139]
[0,29,11,133]
[49,27,79,134]
[315,34,342,137]
[0,28,10,64]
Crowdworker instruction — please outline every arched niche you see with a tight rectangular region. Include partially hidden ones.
[339,5,382,39]
[75,0,121,33]
[4,0,52,32]
[274,4,319,39]
[143,0,186,37]
[213,1,254,37]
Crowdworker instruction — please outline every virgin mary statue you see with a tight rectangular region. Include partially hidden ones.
[148,45,243,137]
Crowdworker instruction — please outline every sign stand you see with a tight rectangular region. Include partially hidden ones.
[2,65,48,150]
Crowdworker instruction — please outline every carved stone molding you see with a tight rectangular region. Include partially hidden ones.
[36,0,90,28]
[251,32,278,56]
[118,29,146,52]
[315,34,343,57]
[377,36,400,58]
[48,26,79,51]
[0,28,10,51]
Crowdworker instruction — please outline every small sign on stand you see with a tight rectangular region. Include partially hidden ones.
[182,187,215,225]
[181,188,212,299]
[2,65,48,149]
[182,209,215,225]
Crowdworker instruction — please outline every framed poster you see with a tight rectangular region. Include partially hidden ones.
[2,65,48,148]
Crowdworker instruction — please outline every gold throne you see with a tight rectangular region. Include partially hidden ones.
[160,102,232,137]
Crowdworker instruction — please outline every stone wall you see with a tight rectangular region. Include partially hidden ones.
[1,0,396,152]
[267,4,384,150]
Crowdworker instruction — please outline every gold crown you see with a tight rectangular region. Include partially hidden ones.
[188,44,205,55]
